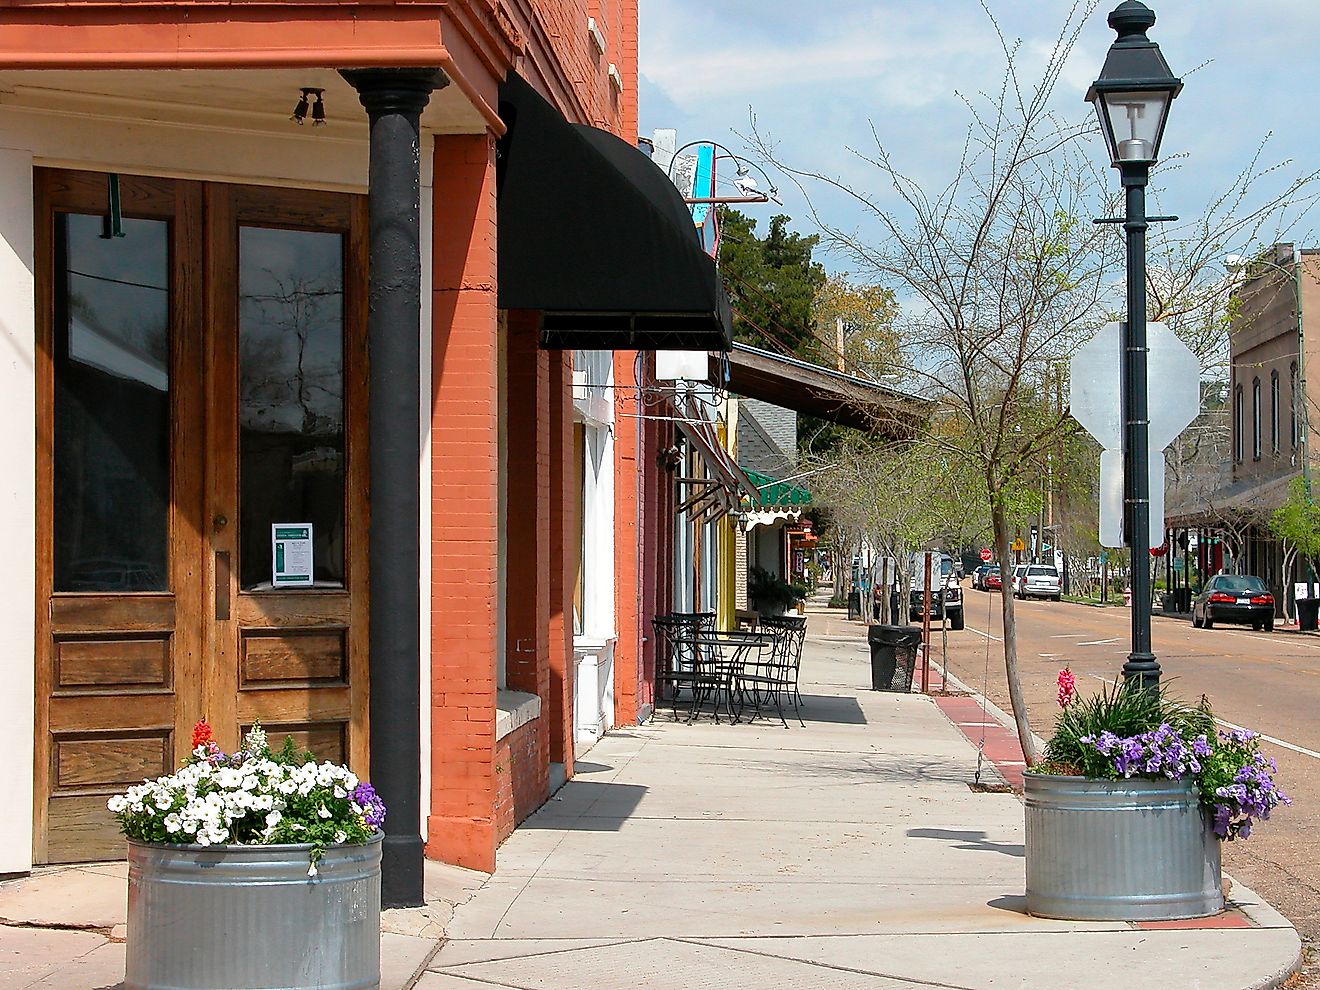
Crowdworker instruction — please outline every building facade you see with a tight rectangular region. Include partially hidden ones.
[0,0,749,890]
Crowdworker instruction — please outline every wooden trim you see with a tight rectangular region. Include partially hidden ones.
[346,192,371,778]
[33,168,53,865]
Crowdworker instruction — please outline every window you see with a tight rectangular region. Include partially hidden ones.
[1292,362,1300,449]
[1252,376,1261,461]
[1271,370,1280,454]
[1233,383,1244,463]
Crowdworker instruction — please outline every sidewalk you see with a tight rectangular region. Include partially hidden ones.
[0,607,1301,989]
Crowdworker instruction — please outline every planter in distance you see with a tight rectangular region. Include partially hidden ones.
[867,624,921,692]
[1024,773,1221,921]
[126,832,382,990]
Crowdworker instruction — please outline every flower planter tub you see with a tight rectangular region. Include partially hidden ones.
[126,832,382,990]
[1024,773,1222,921]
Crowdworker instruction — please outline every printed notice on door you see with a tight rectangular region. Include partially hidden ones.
[272,524,314,587]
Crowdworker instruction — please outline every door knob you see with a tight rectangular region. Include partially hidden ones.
[213,514,228,531]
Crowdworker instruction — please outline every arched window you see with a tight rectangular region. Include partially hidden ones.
[1252,376,1262,461]
[1291,361,1300,449]
[1234,383,1244,464]
[1271,370,1280,454]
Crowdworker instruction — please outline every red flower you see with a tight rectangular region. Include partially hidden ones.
[191,720,214,749]
[1057,667,1076,708]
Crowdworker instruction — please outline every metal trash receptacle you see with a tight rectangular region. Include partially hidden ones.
[1299,598,1319,631]
[868,624,922,692]
[847,590,861,620]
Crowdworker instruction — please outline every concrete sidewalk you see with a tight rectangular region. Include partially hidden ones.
[0,608,1301,989]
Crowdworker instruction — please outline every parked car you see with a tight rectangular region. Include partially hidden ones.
[984,566,1002,591]
[909,552,965,630]
[1018,564,1062,601]
[1010,564,1029,598]
[1192,574,1275,631]
[971,564,991,590]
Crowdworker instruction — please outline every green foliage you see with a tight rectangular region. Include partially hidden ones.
[1270,477,1320,560]
[748,565,807,612]
[717,209,827,361]
[1041,680,1214,777]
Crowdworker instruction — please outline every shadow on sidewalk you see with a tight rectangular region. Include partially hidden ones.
[517,781,648,830]
[907,827,1025,858]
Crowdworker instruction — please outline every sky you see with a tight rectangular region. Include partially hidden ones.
[638,0,1320,275]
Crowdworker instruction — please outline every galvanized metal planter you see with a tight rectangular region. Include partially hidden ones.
[126,832,382,990]
[1024,773,1222,921]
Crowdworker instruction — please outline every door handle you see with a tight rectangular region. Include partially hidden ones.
[215,550,231,620]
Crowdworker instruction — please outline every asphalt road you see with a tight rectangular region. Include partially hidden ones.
[940,587,1320,983]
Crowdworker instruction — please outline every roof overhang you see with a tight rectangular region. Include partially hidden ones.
[713,343,929,435]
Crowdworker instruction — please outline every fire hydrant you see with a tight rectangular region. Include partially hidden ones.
[1123,586,1132,607]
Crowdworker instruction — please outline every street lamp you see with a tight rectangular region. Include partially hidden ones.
[667,140,782,205]
[1087,0,1182,689]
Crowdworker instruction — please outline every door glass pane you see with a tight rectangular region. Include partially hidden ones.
[239,226,345,590]
[54,214,170,592]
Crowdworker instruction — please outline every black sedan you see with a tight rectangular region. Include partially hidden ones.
[1192,574,1275,632]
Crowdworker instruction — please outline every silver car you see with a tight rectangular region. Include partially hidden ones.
[1018,564,1062,601]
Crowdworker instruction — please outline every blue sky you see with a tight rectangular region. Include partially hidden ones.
[639,0,1320,272]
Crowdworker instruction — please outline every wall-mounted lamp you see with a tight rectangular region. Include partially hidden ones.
[291,88,327,126]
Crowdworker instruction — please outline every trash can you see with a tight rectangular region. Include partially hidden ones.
[1172,588,1192,612]
[847,590,861,620]
[868,624,922,692]
[1299,598,1319,632]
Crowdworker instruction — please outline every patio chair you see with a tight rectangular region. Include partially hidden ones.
[745,615,806,725]
[652,612,715,720]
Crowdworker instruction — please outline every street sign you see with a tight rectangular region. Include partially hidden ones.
[980,548,993,562]
[1011,538,1025,552]
[1070,322,1201,549]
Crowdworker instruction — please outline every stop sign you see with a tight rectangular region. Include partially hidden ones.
[980,548,993,562]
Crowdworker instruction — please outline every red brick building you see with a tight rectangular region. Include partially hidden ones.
[0,0,734,903]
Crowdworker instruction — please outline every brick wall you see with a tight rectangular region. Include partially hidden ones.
[520,0,635,133]
[494,719,548,840]
[427,131,501,874]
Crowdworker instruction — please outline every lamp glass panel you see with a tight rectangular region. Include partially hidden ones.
[1099,90,1170,163]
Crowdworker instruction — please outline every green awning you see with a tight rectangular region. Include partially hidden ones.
[744,470,811,508]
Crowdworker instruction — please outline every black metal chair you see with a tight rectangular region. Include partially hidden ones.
[740,615,807,726]
[652,612,715,720]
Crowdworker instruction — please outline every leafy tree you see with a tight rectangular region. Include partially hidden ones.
[813,273,900,377]
[1270,477,1320,614]
[717,209,826,361]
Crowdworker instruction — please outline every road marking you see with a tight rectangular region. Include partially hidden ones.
[1076,638,1120,646]
[1221,629,1320,653]
[1085,673,1320,762]
[967,626,1004,643]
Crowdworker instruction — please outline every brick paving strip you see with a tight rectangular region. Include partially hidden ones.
[931,693,1257,933]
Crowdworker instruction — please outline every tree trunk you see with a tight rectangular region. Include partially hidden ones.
[992,494,1038,765]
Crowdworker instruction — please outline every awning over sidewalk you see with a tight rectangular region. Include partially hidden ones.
[670,402,760,521]
[713,343,928,435]
[745,469,811,508]
[496,73,733,351]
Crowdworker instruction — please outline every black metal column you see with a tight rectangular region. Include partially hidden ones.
[1120,162,1161,689]
[341,66,448,908]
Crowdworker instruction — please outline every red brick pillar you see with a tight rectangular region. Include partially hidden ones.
[547,348,576,773]
[427,132,499,873]
[500,311,552,832]
[614,350,642,725]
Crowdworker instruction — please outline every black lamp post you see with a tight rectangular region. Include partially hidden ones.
[1086,0,1182,688]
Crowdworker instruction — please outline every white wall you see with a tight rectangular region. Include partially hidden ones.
[0,148,35,873]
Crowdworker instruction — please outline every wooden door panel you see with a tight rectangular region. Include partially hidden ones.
[35,169,204,863]
[35,173,367,863]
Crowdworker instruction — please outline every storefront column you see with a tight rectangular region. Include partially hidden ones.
[614,350,643,724]
[341,66,446,909]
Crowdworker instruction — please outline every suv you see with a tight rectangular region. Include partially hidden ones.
[909,552,965,630]
[1018,564,1062,601]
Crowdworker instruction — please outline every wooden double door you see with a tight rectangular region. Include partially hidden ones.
[35,170,369,862]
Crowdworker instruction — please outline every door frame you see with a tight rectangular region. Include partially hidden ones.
[33,168,370,863]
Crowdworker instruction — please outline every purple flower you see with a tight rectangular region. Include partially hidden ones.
[352,783,387,830]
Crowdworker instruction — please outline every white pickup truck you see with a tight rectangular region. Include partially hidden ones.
[909,552,965,631]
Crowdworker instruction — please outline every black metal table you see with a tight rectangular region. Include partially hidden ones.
[668,630,772,724]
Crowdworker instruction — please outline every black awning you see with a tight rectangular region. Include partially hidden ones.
[496,73,732,351]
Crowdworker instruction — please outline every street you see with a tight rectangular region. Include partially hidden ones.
[942,587,1320,983]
